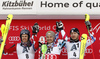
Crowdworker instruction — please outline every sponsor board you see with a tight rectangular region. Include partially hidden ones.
[0,0,36,14]
[0,0,100,14]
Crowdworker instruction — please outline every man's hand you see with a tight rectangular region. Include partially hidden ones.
[32,23,39,35]
[0,39,3,44]
[85,21,91,30]
[56,21,64,32]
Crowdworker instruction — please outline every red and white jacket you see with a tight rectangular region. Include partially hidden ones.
[44,30,67,59]
[4,35,39,59]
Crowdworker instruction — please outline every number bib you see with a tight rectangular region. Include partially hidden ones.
[68,51,79,59]
[17,43,35,59]
[65,42,81,59]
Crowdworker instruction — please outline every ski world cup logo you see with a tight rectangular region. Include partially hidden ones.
[2,0,34,10]
[39,36,45,44]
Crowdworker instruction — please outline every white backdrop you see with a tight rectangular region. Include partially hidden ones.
[0,0,100,15]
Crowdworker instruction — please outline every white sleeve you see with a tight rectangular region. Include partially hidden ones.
[32,35,35,44]
[86,33,96,48]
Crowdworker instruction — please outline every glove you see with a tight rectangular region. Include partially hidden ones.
[0,38,3,44]
[32,23,39,35]
[39,42,42,47]
[56,21,64,32]
[85,21,91,30]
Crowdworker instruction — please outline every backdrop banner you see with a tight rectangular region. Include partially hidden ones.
[0,0,100,15]
[0,19,100,59]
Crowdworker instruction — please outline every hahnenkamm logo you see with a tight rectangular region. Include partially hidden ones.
[2,0,34,10]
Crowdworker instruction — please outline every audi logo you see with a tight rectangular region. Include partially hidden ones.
[45,54,57,59]
[61,48,67,53]
[8,36,20,41]
[85,48,93,53]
